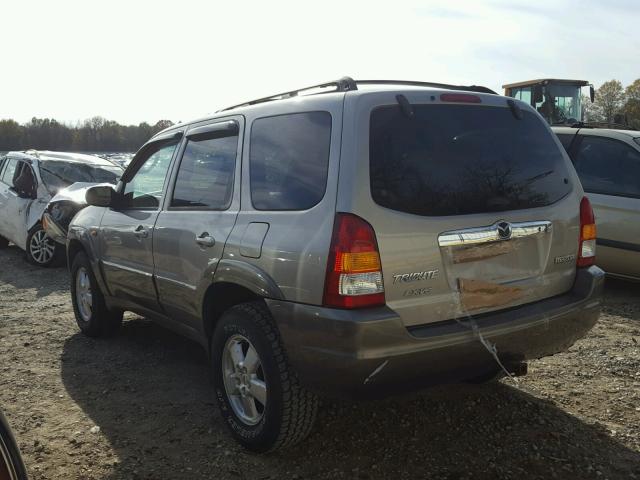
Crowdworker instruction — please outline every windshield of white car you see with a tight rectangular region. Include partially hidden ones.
[40,160,123,193]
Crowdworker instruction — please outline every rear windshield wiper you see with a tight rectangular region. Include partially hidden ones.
[507,99,523,120]
[396,94,414,119]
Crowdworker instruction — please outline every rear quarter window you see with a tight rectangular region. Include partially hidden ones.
[250,111,331,211]
[370,104,572,216]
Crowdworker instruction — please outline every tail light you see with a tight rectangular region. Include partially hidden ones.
[577,196,596,267]
[323,213,385,309]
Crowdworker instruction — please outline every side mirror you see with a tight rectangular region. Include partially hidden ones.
[533,85,544,103]
[86,185,116,207]
[590,85,595,103]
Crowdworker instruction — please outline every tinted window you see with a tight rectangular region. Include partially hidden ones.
[1,159,19,187]
[574,136,640,198]
[250,112,331,210]
[39,160,122,193]
[122,142,177,209]
[556,133,576,151]
[171,133,237,209]
[370,105,572,216]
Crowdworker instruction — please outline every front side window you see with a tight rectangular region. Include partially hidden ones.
[250,112,331,210]
[13,161,37,198]
[121,142,177,209]
[370,104,572,216]
[574,136,640,198]
[171,133,238,209]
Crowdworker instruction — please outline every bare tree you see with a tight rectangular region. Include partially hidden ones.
[592,80,625,125]
[623,79,640,129]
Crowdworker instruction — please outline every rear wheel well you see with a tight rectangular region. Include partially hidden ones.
[202,282,262,341]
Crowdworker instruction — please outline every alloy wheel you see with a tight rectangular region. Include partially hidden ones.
[222,334,267,425]
[75,267,93,322]
[29,230,55,264]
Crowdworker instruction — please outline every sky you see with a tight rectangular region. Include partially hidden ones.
[1,0,639,126]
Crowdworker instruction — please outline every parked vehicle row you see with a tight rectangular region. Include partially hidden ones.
[63,78,604,451]
[0,151,123,266]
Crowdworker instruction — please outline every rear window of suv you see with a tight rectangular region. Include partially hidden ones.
[370,104,572,216]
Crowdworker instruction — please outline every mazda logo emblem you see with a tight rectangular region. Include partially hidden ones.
[497,221,512,240]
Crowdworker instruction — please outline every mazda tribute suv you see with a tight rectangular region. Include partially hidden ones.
[66,77,604,451]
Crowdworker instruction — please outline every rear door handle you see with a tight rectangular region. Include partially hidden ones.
[196,232,215,247]
[133,225,148,238]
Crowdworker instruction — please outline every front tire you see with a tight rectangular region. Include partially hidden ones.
[212,302,318,452]
[71,252,123,337]
[0,235,8,249]
[26,223,62,267]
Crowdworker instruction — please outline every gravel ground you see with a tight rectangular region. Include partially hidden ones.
[0,245,639,479]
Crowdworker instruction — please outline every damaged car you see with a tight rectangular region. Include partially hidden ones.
[0,151,123,266]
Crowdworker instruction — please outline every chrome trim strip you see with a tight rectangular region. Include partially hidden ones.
[101,260,153,277]
[438,220,552,247]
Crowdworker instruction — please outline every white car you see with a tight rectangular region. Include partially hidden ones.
[0,150,123,266]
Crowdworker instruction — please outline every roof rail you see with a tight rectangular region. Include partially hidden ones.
[218,76,497,112]
[355,80,497,95]
[569,121,637,131]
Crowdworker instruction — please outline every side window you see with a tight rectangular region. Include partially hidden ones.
[512,87,532,105]
[250,111,332,210]
[574,136,640,198]
[121,142,177,209]
[1,159,19,187]
[171,132,238,209]
[13,161,37,198]
[556,133,576,152]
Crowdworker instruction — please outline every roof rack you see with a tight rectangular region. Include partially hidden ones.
[218,76,497,112]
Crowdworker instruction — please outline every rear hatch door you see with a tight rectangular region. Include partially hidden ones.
[349,93,581,327]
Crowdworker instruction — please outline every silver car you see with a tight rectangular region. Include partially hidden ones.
[67,78,604,451]
[0,151,123,266]
[553,126,640,280]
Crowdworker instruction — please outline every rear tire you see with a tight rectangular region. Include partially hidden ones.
[212,301,318,452]
[0,235,8,248]
[25,223,63,267]
[71,252,123,337]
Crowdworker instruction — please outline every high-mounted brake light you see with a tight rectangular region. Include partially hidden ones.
[440,93,482,104]
[577,196,596,267]
[323,213,385,309]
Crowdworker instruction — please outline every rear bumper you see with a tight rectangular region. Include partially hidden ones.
[267,266,605,398]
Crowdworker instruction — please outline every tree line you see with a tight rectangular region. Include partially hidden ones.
[584,79,640,129]
[0,117,174,152]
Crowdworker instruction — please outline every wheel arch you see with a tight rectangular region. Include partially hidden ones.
[67,239,86,268]
[202,282,263,342]
[202,259,285,341]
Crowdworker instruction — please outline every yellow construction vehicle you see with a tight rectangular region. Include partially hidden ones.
[503,79,595,125]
